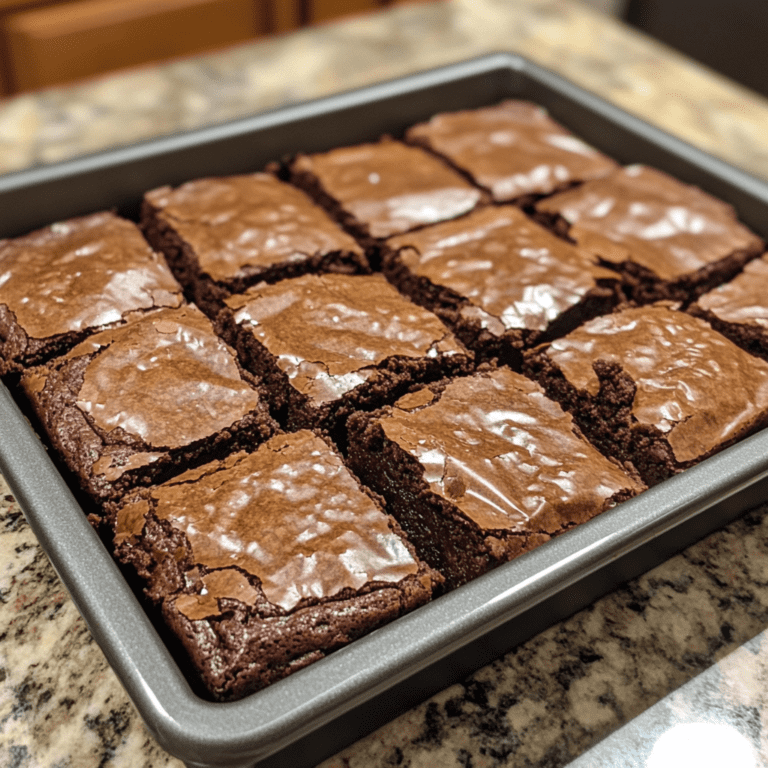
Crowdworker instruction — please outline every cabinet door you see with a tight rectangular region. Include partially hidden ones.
[2,0,267,93]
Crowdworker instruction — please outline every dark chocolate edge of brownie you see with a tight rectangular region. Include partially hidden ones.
[688,303,768,363]
[0,303,56,376]
[0,299,188,378]
[318,351,476,452]
[223,247,373,296]
[162,584,429,701]
[141,198,229,317]
[521,349,675,484]
[521,344,765,487]
[532,208,765,306]
[105,409,278,500]
[617,243,764,306]
[535,280,626,344]
[380,245,525,368]
[279,157,380,253]
[9,363,112,536]
[214,305,297,425]
[382,244,624,368]
[347,405,498,591]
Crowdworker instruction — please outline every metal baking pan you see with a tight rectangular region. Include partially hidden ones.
[3,53,768,768]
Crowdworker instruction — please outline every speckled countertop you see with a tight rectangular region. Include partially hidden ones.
[3,1,768,766]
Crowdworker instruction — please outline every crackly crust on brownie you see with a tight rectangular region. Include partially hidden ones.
[219,272,474,444]
[534,165,764,304]
[0,211,183,376]
[524,304,768,486]
[382,205,624,368]
[405,100,618,205]
[20,305,276,503]
[347,367,643,590]
[285,137,484,246]
[689,254,768,362]
[141,173,370,318]
[107,431,441,701]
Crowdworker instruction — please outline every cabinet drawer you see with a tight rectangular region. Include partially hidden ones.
[2,0,267,92]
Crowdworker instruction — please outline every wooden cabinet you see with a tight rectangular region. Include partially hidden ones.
[0,0,268,95]
[0,0,436,96]
[269,0,395,30]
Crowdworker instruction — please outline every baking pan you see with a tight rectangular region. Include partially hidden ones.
[3,53,768,768]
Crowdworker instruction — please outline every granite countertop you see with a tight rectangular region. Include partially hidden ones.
[3,1,768,766]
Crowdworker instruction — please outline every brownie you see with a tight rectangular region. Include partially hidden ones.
[535,165,764,303]
[0,212,184,376]
[141,173,369,315]
[524,304,768,486]
[20,305,277,504]
[405,100,618,204]
[286,137,483,243]
[383,205,624,367]
[109,430,441,701]
[689,255,768,361]
[347,367,644,590]
[222,272,474,442]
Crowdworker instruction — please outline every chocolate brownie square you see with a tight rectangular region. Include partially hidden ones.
[286,137,483,243]
[524,304,768,486]
[110,430,441,701]
[0,212,183,376]
[406,100,618,204]
[535,165,764,303]
[689,255,768,362]
[141,173,369,315]
[347,367,644,590]
[21,305,276,503]
[383,205,623,367]
[222,272,474,442]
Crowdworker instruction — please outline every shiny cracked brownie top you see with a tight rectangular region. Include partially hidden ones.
[406,100,617,201]
[0,211,183,341]
[697,255,768,328]
[544,304,768,462]
[226,273,467,404]
[291,139,482,238]
[536,165,763,280]
[375,368,641,533]
[387,205,619,336]
[115,430,424,615]
[144,173,363,282]
[22,305,266,478]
